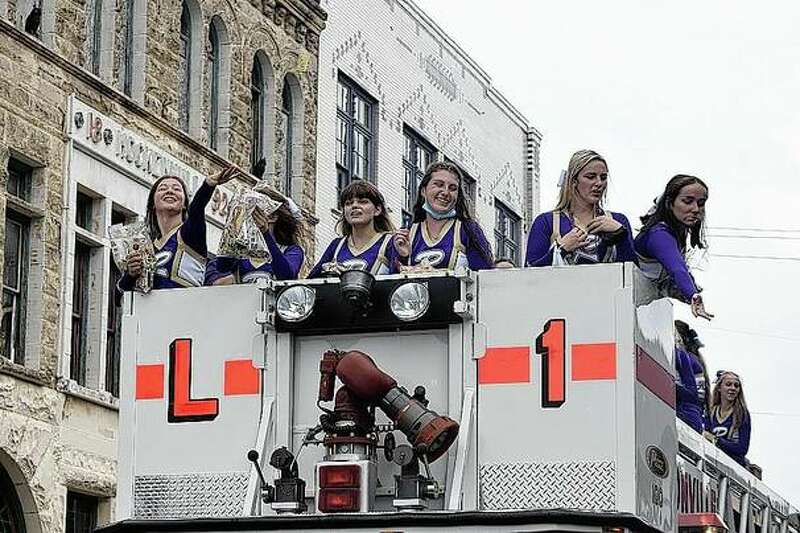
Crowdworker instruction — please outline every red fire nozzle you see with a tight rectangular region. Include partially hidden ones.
[319,350,459,462]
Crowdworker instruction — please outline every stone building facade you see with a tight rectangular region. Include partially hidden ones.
[314,0,542,265]
[0,1,324,532]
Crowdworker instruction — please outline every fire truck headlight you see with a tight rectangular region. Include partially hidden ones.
[389,282,430,322]
[276,285,316,322]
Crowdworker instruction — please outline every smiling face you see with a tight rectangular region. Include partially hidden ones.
[573,159,608,207]
[671,182,708,228]
[719,374,741,404]
[343,196,381,228]
[153,177,186,215]
[422,169,459,214]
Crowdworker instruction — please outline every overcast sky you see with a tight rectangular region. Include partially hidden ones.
[415,0,800,506]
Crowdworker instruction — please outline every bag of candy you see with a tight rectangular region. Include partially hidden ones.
[218,183,283,260]
[108,221,156,293]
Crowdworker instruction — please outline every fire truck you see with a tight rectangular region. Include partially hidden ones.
[99,264,799,533]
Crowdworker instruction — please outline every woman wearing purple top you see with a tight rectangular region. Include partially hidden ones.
[525,150,636,267]
[704,371,751,467]
[120,166,241,291]
[634,175,713,320]
[309,180,399,278]
[394,161,493,271]
[674,320,710,434]
[205,191,304,284]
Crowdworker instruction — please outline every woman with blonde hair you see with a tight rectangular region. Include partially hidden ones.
[705,371,751,467]
[525,149,636,267]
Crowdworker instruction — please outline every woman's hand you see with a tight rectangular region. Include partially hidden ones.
[206,165,241,187]
[703,431,717,444]
[560,227,589,252]
[691,293,714,320]
[126,251,143,278]
[394,229,411,258]
[586,215,622,235]
[252,206,277,234]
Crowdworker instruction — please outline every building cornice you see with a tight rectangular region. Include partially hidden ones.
[263,0,328,54]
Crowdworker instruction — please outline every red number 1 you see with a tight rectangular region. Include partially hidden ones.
[536,319,566,408]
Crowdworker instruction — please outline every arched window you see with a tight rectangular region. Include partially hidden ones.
[281,75,304,200]
[178,3,192,133]
[250,59,264,172]
[207,24,220,150]
[281,79,293,196]
[0,464,26,533]
[250,51,276,178]
[206,16,230,155]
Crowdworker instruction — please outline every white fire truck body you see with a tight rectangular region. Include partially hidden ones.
[104,264,798,533]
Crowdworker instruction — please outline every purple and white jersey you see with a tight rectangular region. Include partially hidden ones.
[308,233,396,278]
[407,219,468,270]
[152,226,207,289]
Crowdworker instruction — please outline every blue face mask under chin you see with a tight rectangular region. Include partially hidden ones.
[423,201,456,220]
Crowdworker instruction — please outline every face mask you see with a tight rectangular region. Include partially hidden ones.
[423,201,456,220]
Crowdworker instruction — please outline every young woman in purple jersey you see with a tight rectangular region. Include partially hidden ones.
[635,174,713,320]
[394,161,493,271]
[120,166,241,291]
[705,371,751,467]
[674,320,710,434]
[525,149,636,268]
[308,180,399,277]
[205,190,304,284]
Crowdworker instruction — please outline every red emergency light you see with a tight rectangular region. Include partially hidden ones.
[318,465,361,512]
[678,512,727,532]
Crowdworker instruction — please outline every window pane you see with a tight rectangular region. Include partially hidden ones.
[66,491,98,533]
[7,158,33,201]
[404,134,412,162]
[354,96,370,128]
[3,219,21,290]
[337,81,349,112]
[75,192,94,231]
[71,243,91,386]
[336,115,348,167]
[106,262,121,397]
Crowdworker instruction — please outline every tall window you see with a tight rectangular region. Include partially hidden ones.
[336,74,376,193]
[250,58,265,173]
[120,0,135,96]
[281,79,294,196]
[71,241,91,387]
[178,2,192,133]
[2,158,33,365]
[105,209,126,397]
[402,127,436,227]
[65,491,98,533]
[207,23,220,150]
[86,0,104,76]
[494,200,521,266]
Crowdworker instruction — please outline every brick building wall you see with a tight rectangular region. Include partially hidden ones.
[314,0,541,265]
[0,1,324,531]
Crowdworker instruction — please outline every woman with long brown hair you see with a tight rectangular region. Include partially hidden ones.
[635,174,713,319]
[205,190,305,284]
[705,371,751,467]
[309,180,399,277]
[119,166,240,290]
[394,161,493,271]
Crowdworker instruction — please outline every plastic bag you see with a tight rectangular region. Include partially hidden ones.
[217,182,283,259]
[108,221,156,293]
